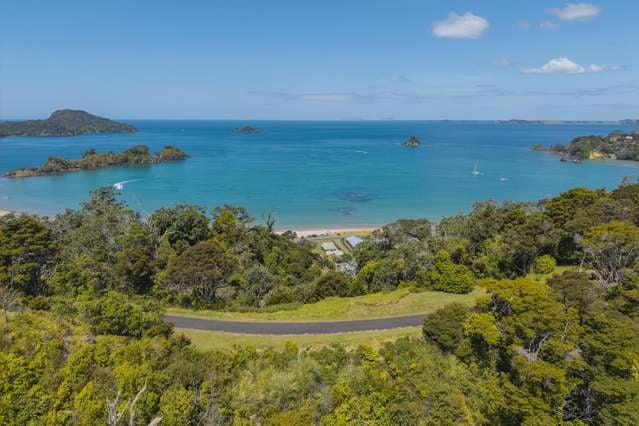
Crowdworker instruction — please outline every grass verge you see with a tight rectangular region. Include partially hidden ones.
[167,287,485,322]
[176,326,421,351]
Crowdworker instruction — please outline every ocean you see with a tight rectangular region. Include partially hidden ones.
[1,120,638,228]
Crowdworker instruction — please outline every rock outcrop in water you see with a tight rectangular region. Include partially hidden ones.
[0,109,137,137]
[234,125,260,134]
[402,136,422,148]
[6,145,188,178]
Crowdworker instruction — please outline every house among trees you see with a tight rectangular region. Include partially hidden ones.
[344,235,363,248]
[321,241,344,257]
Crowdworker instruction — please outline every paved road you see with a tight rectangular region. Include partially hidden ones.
[164,314,425,335]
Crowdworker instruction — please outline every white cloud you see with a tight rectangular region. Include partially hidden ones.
[517,20,531,29]
[391,75,412,83]
[523,57,614,75]
[493,58,514,67]
[547,3,601,21]
[539,20,560,30]
[432,12,489,39]
[300,94,357,102]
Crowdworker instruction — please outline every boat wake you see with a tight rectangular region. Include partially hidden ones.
[112,180,139,191]
[355,150,368,154]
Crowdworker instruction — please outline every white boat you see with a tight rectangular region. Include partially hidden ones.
[472,164,480,176]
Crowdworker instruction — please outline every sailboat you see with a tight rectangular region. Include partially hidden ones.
[472,164,480,176]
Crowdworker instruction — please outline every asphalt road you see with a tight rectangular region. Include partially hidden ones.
[164,314,425,335]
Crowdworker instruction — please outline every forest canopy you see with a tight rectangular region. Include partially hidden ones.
[1,182,639,424]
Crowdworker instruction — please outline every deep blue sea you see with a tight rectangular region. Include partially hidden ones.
[1,120,639,228]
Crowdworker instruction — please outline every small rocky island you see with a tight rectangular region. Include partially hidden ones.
[0,109,137,137]
[6,145,188,178]
[402,136,422,148]
[532,131,639,161]
[234,125,260,134]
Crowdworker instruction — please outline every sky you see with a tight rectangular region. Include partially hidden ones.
[1,0,638,120]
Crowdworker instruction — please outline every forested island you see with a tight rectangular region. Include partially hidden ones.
[533,130,639,160]
[0,109,137,137]
[1,182,638,424]
[5,145,188,178]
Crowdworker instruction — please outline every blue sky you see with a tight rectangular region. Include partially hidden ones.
[1,1,637,120]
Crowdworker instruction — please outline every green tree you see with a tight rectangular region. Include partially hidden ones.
[423,303,470,353]
[422,251,475,294]
[533,254,556,274]
[164,241,237,305]
[313,271,351,300]
[114,222,156,293]
[82,291,169,337]
[158,386,197,426]
[148,204,210,253]
[0,214,57,295]
[582,220,639,287]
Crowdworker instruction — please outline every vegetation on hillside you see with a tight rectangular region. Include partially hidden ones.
[6,145,188,178]
[1,182,639,423]
[0,109,137,137]
[539,130,639,160]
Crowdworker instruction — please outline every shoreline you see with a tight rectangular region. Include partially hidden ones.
[276,226,379,238]
[0,206,378,234]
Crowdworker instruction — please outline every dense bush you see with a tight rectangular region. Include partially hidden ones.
[82,291,170,338]
[2,182,639,423]
[533,254,557,274]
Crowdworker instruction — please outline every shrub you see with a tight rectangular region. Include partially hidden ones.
[82,291,170,338]
[313,272,352,300]
[533,255,556,275]
[423,303,470,353]
[423,251,476,294]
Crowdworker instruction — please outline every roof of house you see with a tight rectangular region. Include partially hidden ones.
[321,242,338,251]
[345,235,363,246]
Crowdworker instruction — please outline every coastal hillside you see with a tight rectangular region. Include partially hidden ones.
[535,130,639,160]
[6,145,188,178]
[0,109,137,137]
[1,184,638,423]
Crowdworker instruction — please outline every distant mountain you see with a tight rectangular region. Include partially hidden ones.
[499,119,638,125]
[0,109,137,137]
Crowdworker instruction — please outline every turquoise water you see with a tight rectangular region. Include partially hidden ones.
[1,120,639,228]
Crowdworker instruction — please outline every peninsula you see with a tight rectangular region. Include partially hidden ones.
[536,131,639,161]
[0,109,137,137]
[6,145,188,178]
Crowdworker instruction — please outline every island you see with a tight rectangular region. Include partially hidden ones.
[402,136,422,148]
[6,145,188,178]
[532,131,639,161]
[0,109,137,137]
[234,125,260,134]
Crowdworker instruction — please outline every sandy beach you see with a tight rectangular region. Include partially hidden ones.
[277,227,379,238]
[0,209,11,218]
